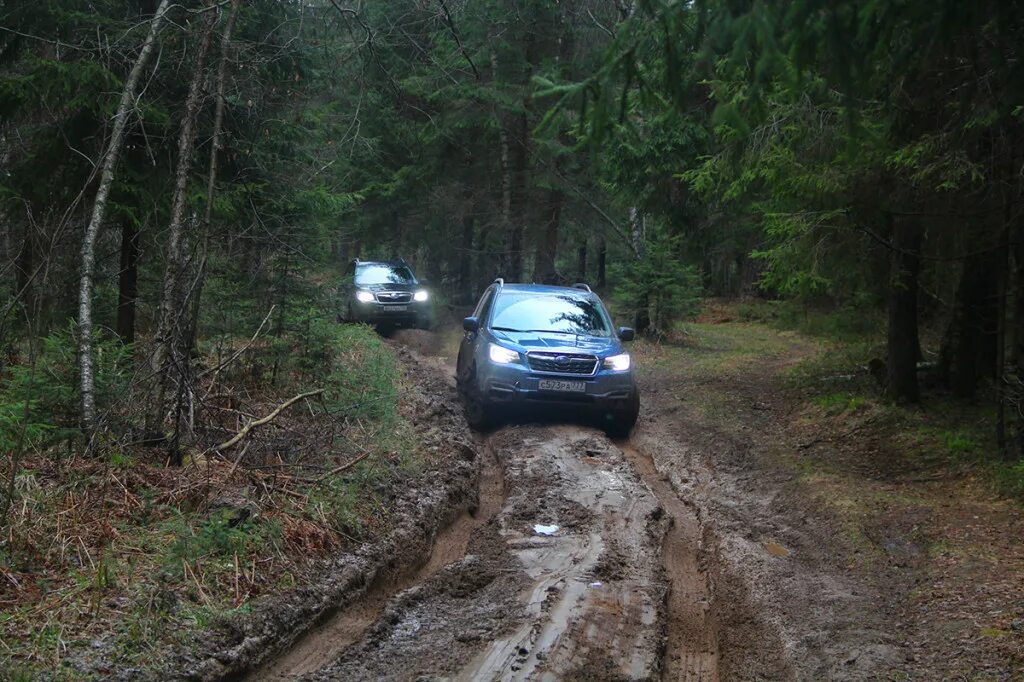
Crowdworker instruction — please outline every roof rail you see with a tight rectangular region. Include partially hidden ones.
[493,277,504,288]
[573,282,592,293]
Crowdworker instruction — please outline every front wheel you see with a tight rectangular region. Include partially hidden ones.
[459,365,494,431]
[604,387,640,439]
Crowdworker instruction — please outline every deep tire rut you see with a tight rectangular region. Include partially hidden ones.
[253,423,683,681]
[617,442,719,681]
[250,441,506,681]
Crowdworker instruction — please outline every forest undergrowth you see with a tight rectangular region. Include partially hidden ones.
[0,309,421,679]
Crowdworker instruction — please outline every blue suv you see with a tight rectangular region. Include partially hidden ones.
[456,280,639,437]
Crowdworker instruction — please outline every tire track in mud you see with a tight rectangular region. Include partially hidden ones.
[248,331,713,681]
[617,441,719,682]
[250,441,505,681]
[266,424,670,681]
[456,426,666,681]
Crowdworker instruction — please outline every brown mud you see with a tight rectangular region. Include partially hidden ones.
[251,440,505,681]
[295,425,669,681]
[192,324,985,681]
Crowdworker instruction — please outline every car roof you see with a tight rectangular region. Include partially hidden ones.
[355,259,409,267]
[497,283,596,297]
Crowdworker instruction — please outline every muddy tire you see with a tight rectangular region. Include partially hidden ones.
[605,387,640,439]
[460,365,494,431]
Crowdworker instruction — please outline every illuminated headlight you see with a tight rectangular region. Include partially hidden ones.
[413,290,428,302]
[355,290,374,303]
[488,343,520,365]
[603,353,631,371]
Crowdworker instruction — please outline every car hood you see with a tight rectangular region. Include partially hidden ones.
[357,282,419,292]
[491,329,619,355]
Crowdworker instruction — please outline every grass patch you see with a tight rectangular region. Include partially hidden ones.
[734,299,884,344]
[813,392,869,415]
[994,459,1024,500]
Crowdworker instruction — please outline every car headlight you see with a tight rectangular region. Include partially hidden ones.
[413,290,428,302]
[488,343,520,365]
[355,290,374,303]
[603,353,631,371]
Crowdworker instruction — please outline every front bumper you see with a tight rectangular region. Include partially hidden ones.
[478,361,635,410]
[351,300,428,325]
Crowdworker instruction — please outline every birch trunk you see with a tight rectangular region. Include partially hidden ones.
[148,9,217,435]
[188,0,241,351]
[78,0,173,432]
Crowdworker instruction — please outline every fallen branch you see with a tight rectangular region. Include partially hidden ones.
[320,449,373,478]
[199,305,276,382]
[211,389,325,453]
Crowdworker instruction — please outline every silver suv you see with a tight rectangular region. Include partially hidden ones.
[339,259,431,329]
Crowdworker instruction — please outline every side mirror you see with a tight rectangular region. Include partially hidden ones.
[618,327,635,342]
[463,316,480,332]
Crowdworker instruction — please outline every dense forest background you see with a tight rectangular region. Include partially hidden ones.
[1,0,1023,505]
[2,0,1024,676]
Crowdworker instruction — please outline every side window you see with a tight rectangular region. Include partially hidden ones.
[473,286,495,320]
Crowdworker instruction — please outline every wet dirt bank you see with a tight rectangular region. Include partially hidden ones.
[148,346,480,681]
[616,441,718,681]
[251,440,505,681]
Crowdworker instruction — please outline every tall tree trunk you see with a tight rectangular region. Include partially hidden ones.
[629,207,651,334]
[474,223,490,297]
[15,223,34,314]
[534,188,562,284]
[1014,226,1024,458]
[507,111,528,281]
[78,0,173,432]
[951,251,999,399]
[458,204,475,302]
[188,0,240,350]
[885,216,922,403]
[148,8,216,440]
[493,53,512,245]
[596,234,607,290]
[996,229,1009,451]
[116,219,139,343]
[576,239,587,283]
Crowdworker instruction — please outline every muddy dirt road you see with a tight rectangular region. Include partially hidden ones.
[199,321,1024,682]
[251,426,704,681]
[242,332,722,681]
[233,323,926,682]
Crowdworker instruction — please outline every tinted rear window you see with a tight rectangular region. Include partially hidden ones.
[489,292,612,337]
[355,264,415,285]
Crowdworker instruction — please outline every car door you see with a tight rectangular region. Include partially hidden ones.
[457,286,495,383]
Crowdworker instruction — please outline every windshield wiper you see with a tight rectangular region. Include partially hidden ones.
[490,326,525,332]
[525,329,607,336]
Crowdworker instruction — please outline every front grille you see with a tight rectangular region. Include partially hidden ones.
[526,352,598,375]
[374,291,412,303]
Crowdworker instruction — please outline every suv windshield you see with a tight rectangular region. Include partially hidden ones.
[490,293,612,337]
[355,264,415,285]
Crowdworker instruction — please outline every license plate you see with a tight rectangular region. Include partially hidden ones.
[385,305,408,312]
[538,379,586,393]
